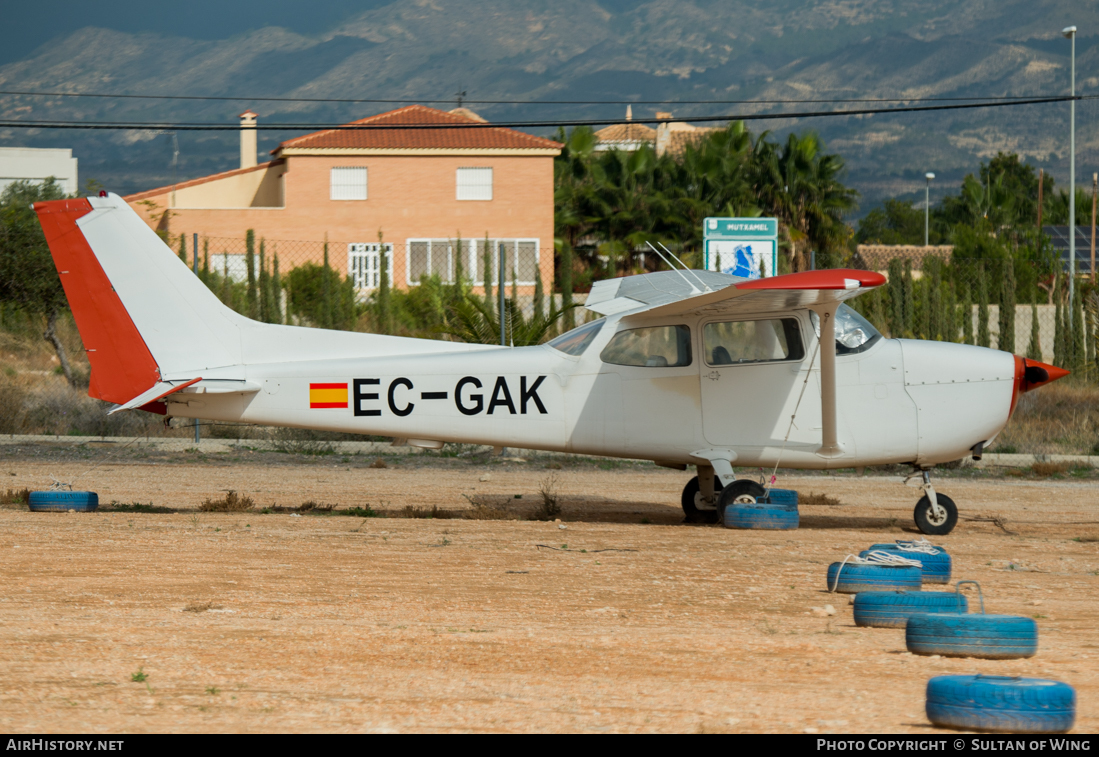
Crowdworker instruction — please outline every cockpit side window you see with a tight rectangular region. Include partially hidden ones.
[600,325,692,367]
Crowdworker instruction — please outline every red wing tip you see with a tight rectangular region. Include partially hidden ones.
[735,269,886,291]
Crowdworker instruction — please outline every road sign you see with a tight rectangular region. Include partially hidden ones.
[703,217,778,279]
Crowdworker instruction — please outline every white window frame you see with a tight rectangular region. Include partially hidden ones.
[348,243,393,295]
[405,238,539,287]
[330,166,368,201]
[456,167,493,201]
[471,238,540,287]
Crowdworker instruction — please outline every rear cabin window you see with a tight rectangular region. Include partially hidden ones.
[600,325,692,367]
[548,318,604,356]
[704,318,804,366]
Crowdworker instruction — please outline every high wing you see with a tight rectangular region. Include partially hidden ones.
[587,267,887,461]
[586,269,886,321]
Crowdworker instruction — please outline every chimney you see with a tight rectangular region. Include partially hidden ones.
[239,110,258,169]
[655,112,672,157]
[626,104,632,121]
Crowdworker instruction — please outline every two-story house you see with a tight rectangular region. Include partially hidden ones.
[125,105,562,296]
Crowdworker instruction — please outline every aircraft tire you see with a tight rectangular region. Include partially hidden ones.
[681,476,725,524]
[826,563,922,593]
[925,675,1074,733]
[715,480,768,524]
[906,613,1038,659]
[28,490,99,512]
[852,590,967,628]
[860,547,952,584]
[914,493,958,536]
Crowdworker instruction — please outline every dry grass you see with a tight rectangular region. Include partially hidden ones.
[1031,461,1072,476]
[183,602,215,613]
[1,488,30,505]
[199,491,255,512]
[996,382,1099,456]
[800,491,841,506]
[399,505,455,519]
[297,501,334,513]
[532,473,562,520]
[462,494,511,520]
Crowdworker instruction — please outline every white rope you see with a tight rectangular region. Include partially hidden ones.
[893,538,940,555]
[829,550,922,592]
[766,336,822,495]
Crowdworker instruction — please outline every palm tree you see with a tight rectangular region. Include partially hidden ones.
[445,294,576,346]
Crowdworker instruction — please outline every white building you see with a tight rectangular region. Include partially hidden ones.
[0,147,79,195]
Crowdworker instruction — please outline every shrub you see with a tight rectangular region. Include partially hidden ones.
[199,491,255,512]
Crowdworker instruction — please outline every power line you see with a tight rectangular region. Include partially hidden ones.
[0,88,1078,106]
[0,96,1085,132]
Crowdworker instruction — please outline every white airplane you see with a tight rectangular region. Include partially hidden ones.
[35,193,1068,535]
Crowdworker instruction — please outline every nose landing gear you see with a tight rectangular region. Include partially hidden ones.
[907,469,958,535]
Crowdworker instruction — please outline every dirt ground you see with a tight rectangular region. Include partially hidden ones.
[1,448,1097,733]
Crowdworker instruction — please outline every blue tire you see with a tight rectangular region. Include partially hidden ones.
[926,675,1075,733]
[724,503,798,530]
[853,591,968,628]
[907,614,1038,659]
[861,547,951,584]
[28,491,99,512]
[826,563,922,593]
[763,489,798,506]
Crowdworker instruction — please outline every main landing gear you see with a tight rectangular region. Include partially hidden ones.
[907,468,958,536]
[681,468,766,524]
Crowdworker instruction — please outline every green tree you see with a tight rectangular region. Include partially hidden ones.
[999,257,1016,352]
[445,293,575,347]
[375,229,391,335]
[977,265,990,348]
[286,262,357,331]
[0,179,82,386]
[856,199,928,245]
[1027,302,1042,361]
[245,229,257,319]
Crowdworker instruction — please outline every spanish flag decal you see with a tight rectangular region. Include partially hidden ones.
[309,382,348,409]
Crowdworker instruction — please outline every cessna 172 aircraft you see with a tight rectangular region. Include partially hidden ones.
[35,193,1068,535]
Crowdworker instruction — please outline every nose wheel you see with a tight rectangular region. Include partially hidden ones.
[907,469,958,535]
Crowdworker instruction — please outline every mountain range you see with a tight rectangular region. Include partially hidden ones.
[1,0,1096,214]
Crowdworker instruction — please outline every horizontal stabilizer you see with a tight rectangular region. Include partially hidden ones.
[108,378,203,415]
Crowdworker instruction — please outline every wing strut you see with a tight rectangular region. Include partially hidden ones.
[811,303,843,457]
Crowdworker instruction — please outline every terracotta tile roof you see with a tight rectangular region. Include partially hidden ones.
[594,122,656,144]
[275,105,561,152]
[122,159,283,202]
[661,128,720,156]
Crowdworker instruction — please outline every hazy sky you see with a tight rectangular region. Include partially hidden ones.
[0,0,396,65]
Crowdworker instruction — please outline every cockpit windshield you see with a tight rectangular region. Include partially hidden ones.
[810,305,882,355]
[548,318,605,356]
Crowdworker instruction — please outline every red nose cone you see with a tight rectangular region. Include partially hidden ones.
[1010,356,1070,419]
[1016,356,1070,393]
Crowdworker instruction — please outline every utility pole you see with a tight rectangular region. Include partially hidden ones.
[1092,173,1097,283]
[1038,169,1044,231]
[498,241,506,347]
[193,233,201,446]
[1064,25,1077,322]
[925,172,935,246]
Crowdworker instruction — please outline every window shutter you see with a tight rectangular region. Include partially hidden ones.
[330,167,367,200]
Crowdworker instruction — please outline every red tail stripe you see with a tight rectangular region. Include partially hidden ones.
[33,199,161,405]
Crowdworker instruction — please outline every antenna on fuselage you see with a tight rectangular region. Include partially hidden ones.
[646,241,699,294]
[659,242,713,292]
